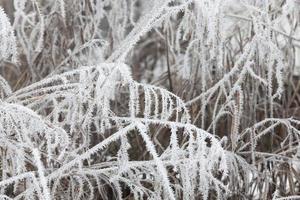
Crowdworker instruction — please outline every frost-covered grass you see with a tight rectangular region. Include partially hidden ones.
[0,0,300,199]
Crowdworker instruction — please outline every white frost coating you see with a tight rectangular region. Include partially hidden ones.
[0,0,298,199]
[0,7,17,62]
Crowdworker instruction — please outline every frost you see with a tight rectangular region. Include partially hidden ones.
[0,0,299,199]
[0,7,17,63]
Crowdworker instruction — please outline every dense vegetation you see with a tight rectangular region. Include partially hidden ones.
[0,0,300,199]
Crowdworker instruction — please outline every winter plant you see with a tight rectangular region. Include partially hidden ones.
[0,0,299,199]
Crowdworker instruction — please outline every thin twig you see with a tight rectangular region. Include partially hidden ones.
[165,29,173,92]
